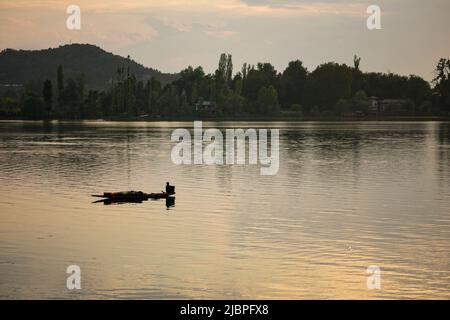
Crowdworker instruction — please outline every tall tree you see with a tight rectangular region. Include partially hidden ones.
[241,63,248,79]
[279,60,308,109]
[353,55,361,71]
[218,54,227,78]
[215,54,233,106]
[57,65,64,108]
[351,55,364,94]
[242,62,278,102]
[306,63,353,110]
[42,79,53,116]
[257,85,279,114]
[225,54,233,85]
[432,58,450,113]
[405,75,431,108]
[22,93,45,119]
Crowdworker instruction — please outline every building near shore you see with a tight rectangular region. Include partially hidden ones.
[195,100,218,117]
[369,96,409,114]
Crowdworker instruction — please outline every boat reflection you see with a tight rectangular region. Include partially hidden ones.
[93,197,175,209]
[165,196,175,209]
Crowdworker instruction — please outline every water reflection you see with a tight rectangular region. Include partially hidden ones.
[0,121,449,299]
[93,197,176,209]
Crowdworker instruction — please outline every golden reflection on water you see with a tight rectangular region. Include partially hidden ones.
[0,121,449,299]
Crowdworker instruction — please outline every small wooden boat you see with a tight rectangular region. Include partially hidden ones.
[92,191,174,201]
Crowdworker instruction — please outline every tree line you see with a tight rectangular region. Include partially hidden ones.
[1,54,449,119]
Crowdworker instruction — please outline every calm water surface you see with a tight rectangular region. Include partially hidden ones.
[0,121,449,299]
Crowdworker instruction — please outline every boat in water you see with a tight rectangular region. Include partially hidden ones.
[92,191,174,201]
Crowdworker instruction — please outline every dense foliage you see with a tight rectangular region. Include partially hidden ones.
[1,48,449,119]
[0,44,177,90]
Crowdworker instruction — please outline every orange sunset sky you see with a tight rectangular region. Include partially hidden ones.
[1,0,449,80]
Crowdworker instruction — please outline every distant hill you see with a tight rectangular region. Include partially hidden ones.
[0,43,179,89]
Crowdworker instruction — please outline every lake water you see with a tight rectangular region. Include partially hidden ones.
[0,120,449,299]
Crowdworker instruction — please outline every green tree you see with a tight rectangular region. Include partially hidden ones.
[42,79,53,116]
[214,54,233,107]
[257,85,279,114]
[353,55,361,71]
[352,90,370,113]
[191,82,198,105]
[432,58,450,113]
[335,90,369,115]
[279,60,308,109]
[59,76,84,118]
[0,97,20,117]
[233,73,243,96]
[84,90,101,118]
[57,65,64,109]
[22,93,45,119]
[242,63,278,102]
[306,62,352,111]
[226,54,233,85]
[222,91,245,116]
[351,55,364,95]
[150,77,162,115]
[405,75,431,108]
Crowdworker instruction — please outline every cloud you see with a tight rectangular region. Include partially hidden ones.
[0,8,158,50]
[241,0,371,6]
[84,13,158,47]
[153,16,193,32]
[206,30,240,40]
[1,0,449,81]
[0,0,370,17]
[218,0,368,17]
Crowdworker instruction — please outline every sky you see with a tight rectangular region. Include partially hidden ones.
[0,0,449,81]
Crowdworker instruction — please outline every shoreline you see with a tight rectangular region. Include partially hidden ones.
[1,116,449,122]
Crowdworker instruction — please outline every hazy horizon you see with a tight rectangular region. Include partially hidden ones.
[1,0,449,81]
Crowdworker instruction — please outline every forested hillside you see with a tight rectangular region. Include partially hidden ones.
[0,44,178,89]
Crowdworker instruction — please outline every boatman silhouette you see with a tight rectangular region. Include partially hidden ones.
[165,182,175,195]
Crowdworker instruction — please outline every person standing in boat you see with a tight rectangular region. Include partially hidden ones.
[165,182,175,195]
